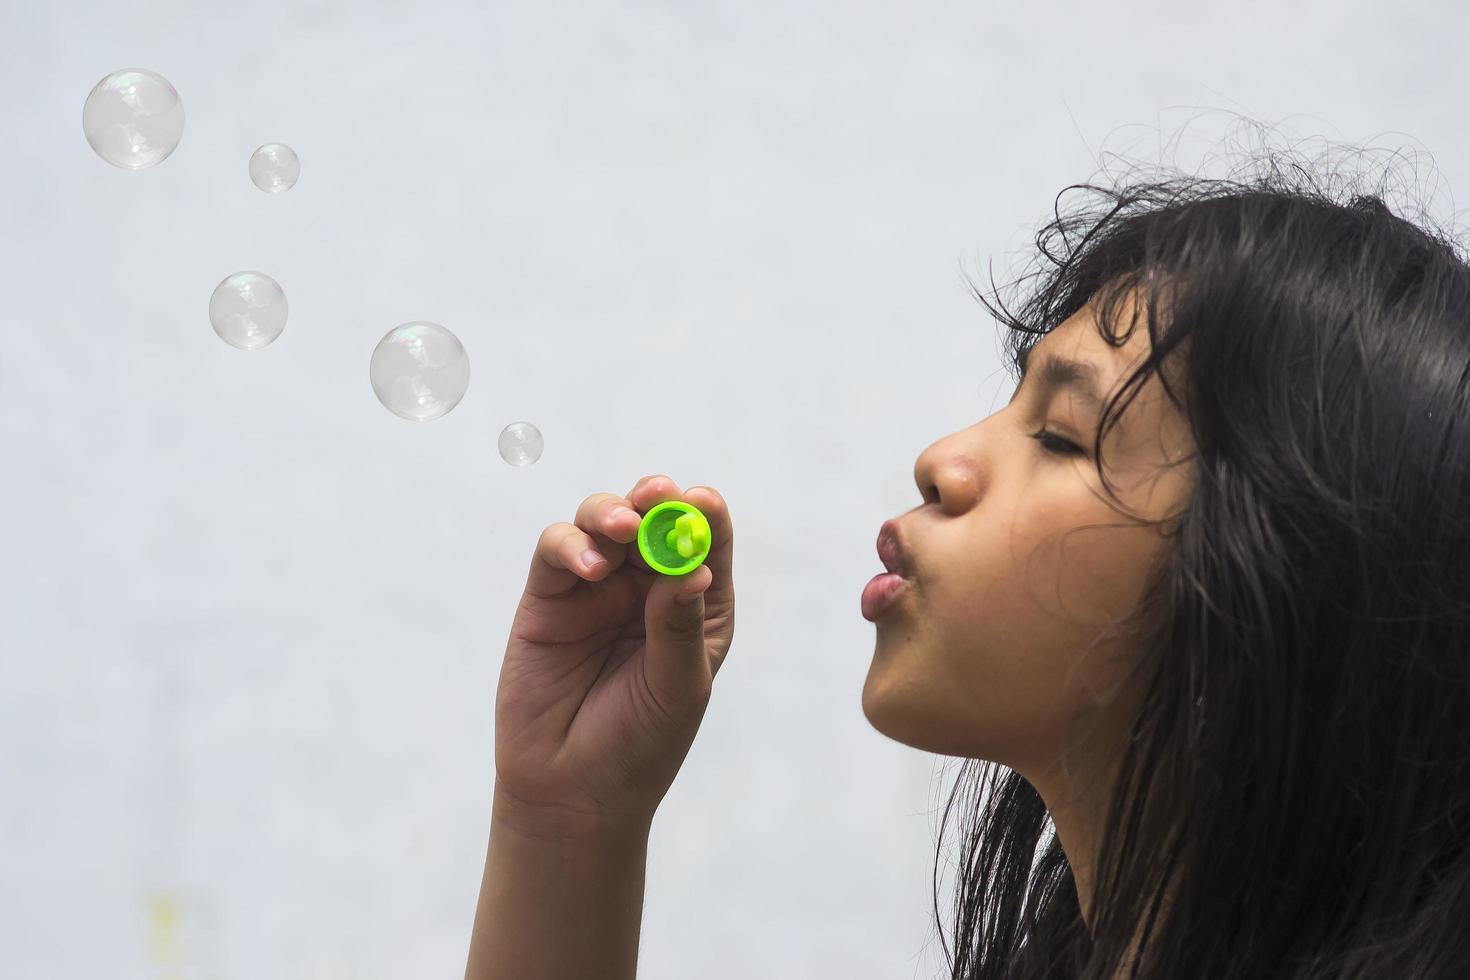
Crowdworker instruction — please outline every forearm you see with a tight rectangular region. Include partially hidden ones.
[465,786,653,980]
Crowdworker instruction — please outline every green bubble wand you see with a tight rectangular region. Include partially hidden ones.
[636,500,712,576]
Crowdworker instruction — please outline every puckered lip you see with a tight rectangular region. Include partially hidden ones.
[876,519,915,579]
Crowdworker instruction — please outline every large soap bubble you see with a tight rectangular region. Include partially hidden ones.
[83,69,185,170]
[209,272,288,350]
[369,322,471,421]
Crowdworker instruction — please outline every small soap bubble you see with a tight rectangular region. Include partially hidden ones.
[209,272,288,350]
[498,422,544,467]
[249,143,300,193]
[83,68,185,170]
[370,322,471,421]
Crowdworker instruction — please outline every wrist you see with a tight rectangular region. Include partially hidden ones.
[491,779,654,845]
[469,780,652,980]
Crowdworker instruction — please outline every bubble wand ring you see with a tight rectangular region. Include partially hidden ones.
[636,501,712,576]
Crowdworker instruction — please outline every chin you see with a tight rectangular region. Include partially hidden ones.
[861,661,938,750]
[861,666,1006,759]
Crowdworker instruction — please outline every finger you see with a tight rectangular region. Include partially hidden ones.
[574,477,687,574]
[641,559,714,715]
[573,492,644,572]
[522,476,692,597]
[626,474,684,514]
[525,521,615,598]
[624,473,672,501]
[623,475,692,570]
[678,485,732,614]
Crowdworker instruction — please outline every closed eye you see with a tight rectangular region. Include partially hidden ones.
[1031,428,1085,457]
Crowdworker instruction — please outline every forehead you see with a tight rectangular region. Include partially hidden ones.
[1017,315,1135,421]
[1030,297,1153,369]
[1023,299,1190,452]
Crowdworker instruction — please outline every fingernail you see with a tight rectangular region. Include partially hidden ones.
[581,549,606,569]
[614,507,639,522]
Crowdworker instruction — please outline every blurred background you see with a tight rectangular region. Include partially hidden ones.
[2,1,1465,977]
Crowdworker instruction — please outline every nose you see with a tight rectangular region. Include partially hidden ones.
[913,434,982,514]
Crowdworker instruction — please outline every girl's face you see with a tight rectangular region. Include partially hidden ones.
[861,296,1195,783]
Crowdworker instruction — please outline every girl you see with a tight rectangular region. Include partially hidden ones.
[465,144,1470,979]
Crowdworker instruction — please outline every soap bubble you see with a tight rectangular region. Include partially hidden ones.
[498,422,544,466]
[209,272,288,350]
[249,143,300,193]
[82,69,185,170]
[369,322,471,421]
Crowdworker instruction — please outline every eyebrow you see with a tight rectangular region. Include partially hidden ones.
[1014,346,1107,415]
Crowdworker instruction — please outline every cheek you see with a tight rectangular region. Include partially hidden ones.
[1051,521,1167,631]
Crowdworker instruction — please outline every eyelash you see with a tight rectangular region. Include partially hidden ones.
[1031,428,1085,457]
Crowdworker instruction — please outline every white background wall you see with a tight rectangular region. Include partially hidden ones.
[2,2,1466,978]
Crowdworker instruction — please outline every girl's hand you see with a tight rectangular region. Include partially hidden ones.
[493,475,735,833]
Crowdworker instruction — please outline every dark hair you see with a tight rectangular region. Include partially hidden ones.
[932,123,1470,979]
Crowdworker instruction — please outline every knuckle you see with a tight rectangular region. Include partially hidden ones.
[639,474,673,494]
[575,492,620,526]
[539,521,577,551]
[664,611,704,641]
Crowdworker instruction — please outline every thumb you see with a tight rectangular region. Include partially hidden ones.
[642,565,713,707]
